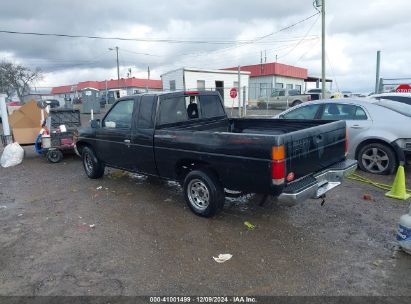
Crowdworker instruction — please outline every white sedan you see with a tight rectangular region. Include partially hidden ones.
[275,98,411,175]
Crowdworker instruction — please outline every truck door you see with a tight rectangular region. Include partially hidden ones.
[96,98,136,169]
[130,95,158,175]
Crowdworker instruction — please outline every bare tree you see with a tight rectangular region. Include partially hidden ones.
[0,61,43,102]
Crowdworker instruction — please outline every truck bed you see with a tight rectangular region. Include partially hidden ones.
[154,117,346,195]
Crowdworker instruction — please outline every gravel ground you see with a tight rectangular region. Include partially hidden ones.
[0,145,410,296]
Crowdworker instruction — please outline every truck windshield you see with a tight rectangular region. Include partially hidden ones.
[376,99,411,117]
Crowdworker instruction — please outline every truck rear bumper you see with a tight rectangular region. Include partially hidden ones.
[278,159,357,205]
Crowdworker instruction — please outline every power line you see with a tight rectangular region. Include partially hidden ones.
[0,13,319,45]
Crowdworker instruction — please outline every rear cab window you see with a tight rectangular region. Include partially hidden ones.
[158,94,225,125]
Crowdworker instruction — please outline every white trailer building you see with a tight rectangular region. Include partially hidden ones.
[161,67,250,108]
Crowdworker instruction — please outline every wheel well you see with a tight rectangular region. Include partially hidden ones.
[355,139,398,162]
[175,160,219,183]
[292,100,302,106]
[75,141,92,156]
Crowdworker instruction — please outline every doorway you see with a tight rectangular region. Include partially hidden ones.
[215,81,224,101]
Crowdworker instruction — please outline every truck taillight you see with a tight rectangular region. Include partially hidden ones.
[345,128,349,157]
[272,145,285,185]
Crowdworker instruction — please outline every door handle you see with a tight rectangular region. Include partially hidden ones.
[124,139,131,143]
[351,125,362,129]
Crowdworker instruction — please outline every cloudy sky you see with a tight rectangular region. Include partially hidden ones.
[0,0,410,93]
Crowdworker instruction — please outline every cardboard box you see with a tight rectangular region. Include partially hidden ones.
[8,100,43,145]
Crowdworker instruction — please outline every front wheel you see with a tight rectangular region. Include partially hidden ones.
[357,143,397,175]
[82,146,105,179]
[183,170,225,217]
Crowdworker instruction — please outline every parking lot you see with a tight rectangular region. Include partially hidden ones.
[1,137,411,296]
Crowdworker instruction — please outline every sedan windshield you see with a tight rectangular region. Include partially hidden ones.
[376,99,411,117]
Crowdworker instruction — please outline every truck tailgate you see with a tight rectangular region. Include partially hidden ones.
[284,120,346,180]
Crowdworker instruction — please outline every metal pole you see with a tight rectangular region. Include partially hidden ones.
[238,65,241,117]
[116,46,120,89]
[375,50,381,94]
[242,85,246,116]
[321,0,326,98]
[105,79,108,105]
[0,94,11,137]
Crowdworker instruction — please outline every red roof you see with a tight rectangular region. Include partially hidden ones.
[51,77,162,94]
[224,62,307,79]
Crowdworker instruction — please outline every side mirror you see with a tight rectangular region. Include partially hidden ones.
[279,114,285,119]
[91,119,100,128]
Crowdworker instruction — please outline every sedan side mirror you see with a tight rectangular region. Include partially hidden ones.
[278,114,285,119]
[91,119,100,128]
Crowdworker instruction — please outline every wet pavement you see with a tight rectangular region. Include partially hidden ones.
[0,146,410,296]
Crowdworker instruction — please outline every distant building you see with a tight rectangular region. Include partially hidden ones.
[161,67,250,108]
[224,62,308,100]
[51,78,163,102]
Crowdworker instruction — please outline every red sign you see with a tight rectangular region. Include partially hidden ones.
[396,84,411,93]
[230,87,238,98]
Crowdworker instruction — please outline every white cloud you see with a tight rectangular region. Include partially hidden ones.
[0,0,410,93]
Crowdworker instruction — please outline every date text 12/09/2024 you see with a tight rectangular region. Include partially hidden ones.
[149,296,257,303]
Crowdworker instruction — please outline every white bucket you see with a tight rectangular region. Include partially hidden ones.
[42,136,51,149]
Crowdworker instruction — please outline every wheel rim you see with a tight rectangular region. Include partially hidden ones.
[187,179,210,211]
[84,152,94,174]
[361,147,389,173]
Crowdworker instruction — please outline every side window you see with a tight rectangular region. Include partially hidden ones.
[169,80,176,91]
[321,103,359,120]
[137,96,155,128]
[282,104,320,120]
[197,80,205,90]
[200,95,225,118]
[354,106,368,120]
[158,97,188,125]
[103,99,134,129]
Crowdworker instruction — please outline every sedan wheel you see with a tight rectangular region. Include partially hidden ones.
[358,143,397,175]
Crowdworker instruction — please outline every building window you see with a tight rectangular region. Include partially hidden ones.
[259,83,270,97]
[169,80,176,91]
[275,83,284,89]
[295,85,302,93]
[197,80,205,90]
[286,84,293,90]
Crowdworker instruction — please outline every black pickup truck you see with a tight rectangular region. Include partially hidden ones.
[74,91,357,217]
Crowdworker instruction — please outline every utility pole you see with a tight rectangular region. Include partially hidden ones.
[238,65,241,117]
[321,0,326,98]
[375,50,381,94]
[109,46,120,88]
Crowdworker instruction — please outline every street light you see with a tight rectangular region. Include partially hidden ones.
[314,0,326,98]
[109,46,120,88]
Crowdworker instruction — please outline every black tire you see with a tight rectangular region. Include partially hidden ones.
[291,100,302,107]
[357,142,397,175]
[82,146,105,179]
[46,149,63,163]
[257,102,266,109]
[183,170,225,217]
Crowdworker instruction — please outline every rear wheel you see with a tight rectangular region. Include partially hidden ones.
[291,100,302,107]
[82,146,105,178]
[183,170,225,217]
[358,143,397,175]
[46,149,63,163]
